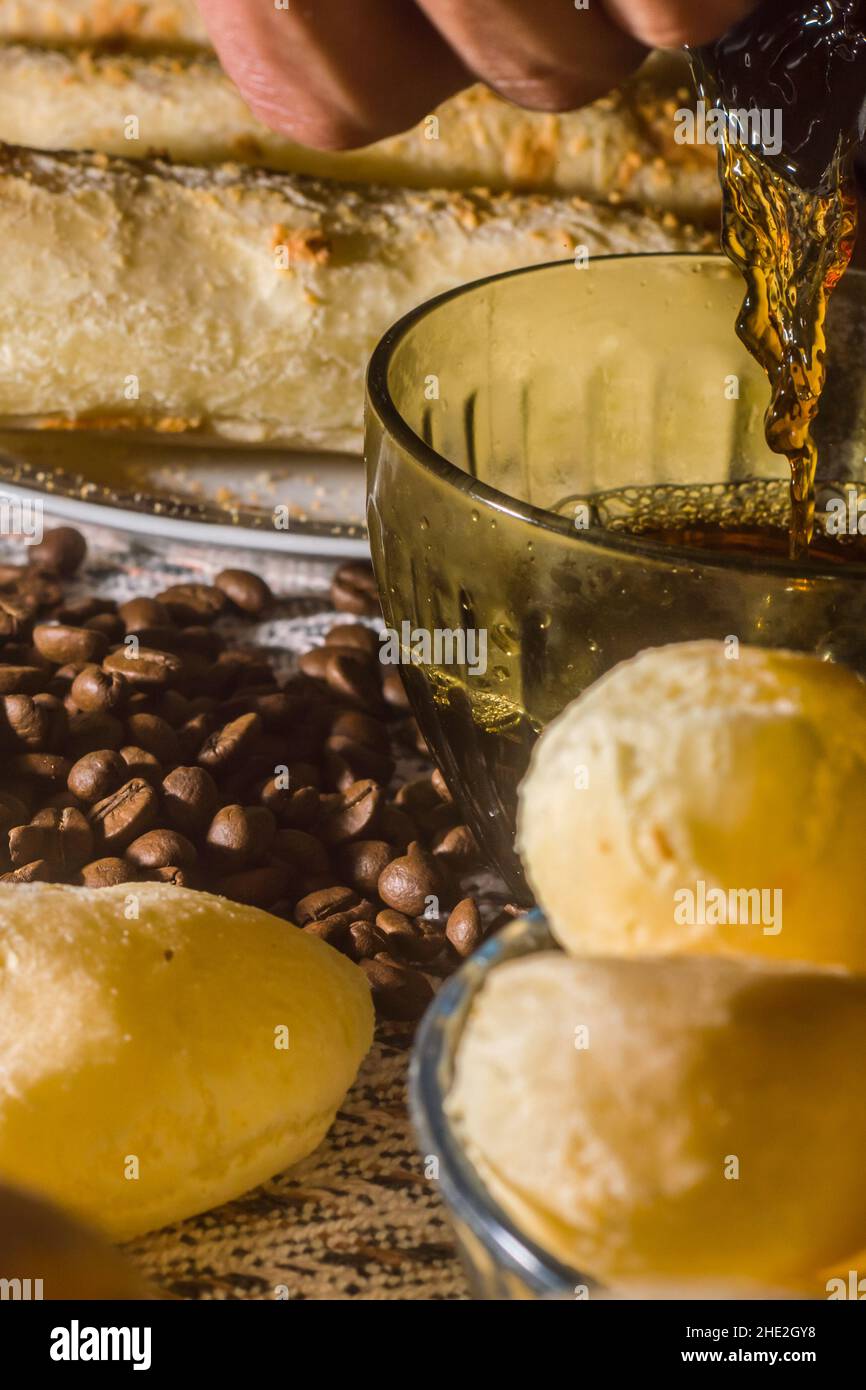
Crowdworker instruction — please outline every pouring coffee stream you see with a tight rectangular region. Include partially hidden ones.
[691,0,866,556]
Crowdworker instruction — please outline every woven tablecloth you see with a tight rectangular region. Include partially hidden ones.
[3,515,494,1300]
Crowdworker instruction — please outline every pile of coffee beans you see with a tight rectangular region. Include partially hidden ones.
[0,529,500,1021]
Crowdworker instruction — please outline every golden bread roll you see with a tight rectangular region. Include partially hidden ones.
[0,883,373,1239]
[449,951,866,1291]
[518,642,866,972]
[0,145,712,451]
[0,1181,152,1298]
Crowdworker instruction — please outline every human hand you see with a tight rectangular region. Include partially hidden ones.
[196,0,758,150]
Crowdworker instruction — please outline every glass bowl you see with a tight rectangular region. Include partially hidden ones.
[366,253,866,897]
[408,910,587,1300]
[409,912,823,1302]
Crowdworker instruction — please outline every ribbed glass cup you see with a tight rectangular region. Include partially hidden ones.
[366,254,866,896]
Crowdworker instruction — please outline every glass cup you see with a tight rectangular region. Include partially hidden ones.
[366,253,866,898]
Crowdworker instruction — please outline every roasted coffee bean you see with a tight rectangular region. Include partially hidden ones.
[40,789,84,812]
[52,662,85,689]
[374,908,415,937]
[185,627,227,659]
[175,712,214,762]
[156,583,227,624]
[226,761,285,808]
[297,647,333,681]
[271,828,331,877]
[302,916,349,947]
[377,805,416,853]
[57,596,116,625]
[197,711,261,771]
[27,526,87,575]
[214,568,273,616]
[68,749,126,803]
[32,693,68,750]
[337,839,393,897]
[0,666,47,695]
[32,624,108,666]
[294,884,358,925]
[265,761,321,802]
[295,873,340,900]
[323,739,394,788]
[373,908,440,962]
[1,694,52,750]
[125,712,181,765]
[330,560,379,616]
[161,765,219,839]
[329,709,390,754]
[253,691,308,733]
[323,751,362,795]
[79,856,139,888]
[10,753,70,787]
[103,646,183,688]
[89,778,158,851]
[126,829,197,869]
[205,804,275,871]
[84,612,124,643]
[446,898,483,957]
[69,664,126,714]
[345,921,388,961]
[323,650,383,712]
[19,570,63,608]
[432,823,479,867]
[361,955,433,1021]
[0,791,28,834]
[186,694,218,717]
[378,841,447,917]
[257,775,296,820]
[121,625,185,653]
[118,596,170,631]
[0,858,52,883]
[67,710,123,759]
[324,622,379,658]
[1,642,43,666]
[318,779,383,846]
[273,785,322,830]
[382,668,411,711]
[419,802,460,837]
[431,767,452,802]
[374,916,444,964]
[0,532,493,1023]
[146,865,196,887]
[9,807,93,873]
[119,745,163,788]
[154,690,192,728]
[0,594,35,639]
[395,776,440,818]
[213,863,292,907]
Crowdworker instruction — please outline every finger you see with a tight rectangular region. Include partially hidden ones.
[196,0,468,149]
[602,0,758,50]
[416,0,647,111]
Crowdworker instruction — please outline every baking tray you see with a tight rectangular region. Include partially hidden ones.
[0,424,369,558]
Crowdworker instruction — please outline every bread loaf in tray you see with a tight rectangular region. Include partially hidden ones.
[0,44,718,220]
[0,0,207,47]
[0,144,713,452]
